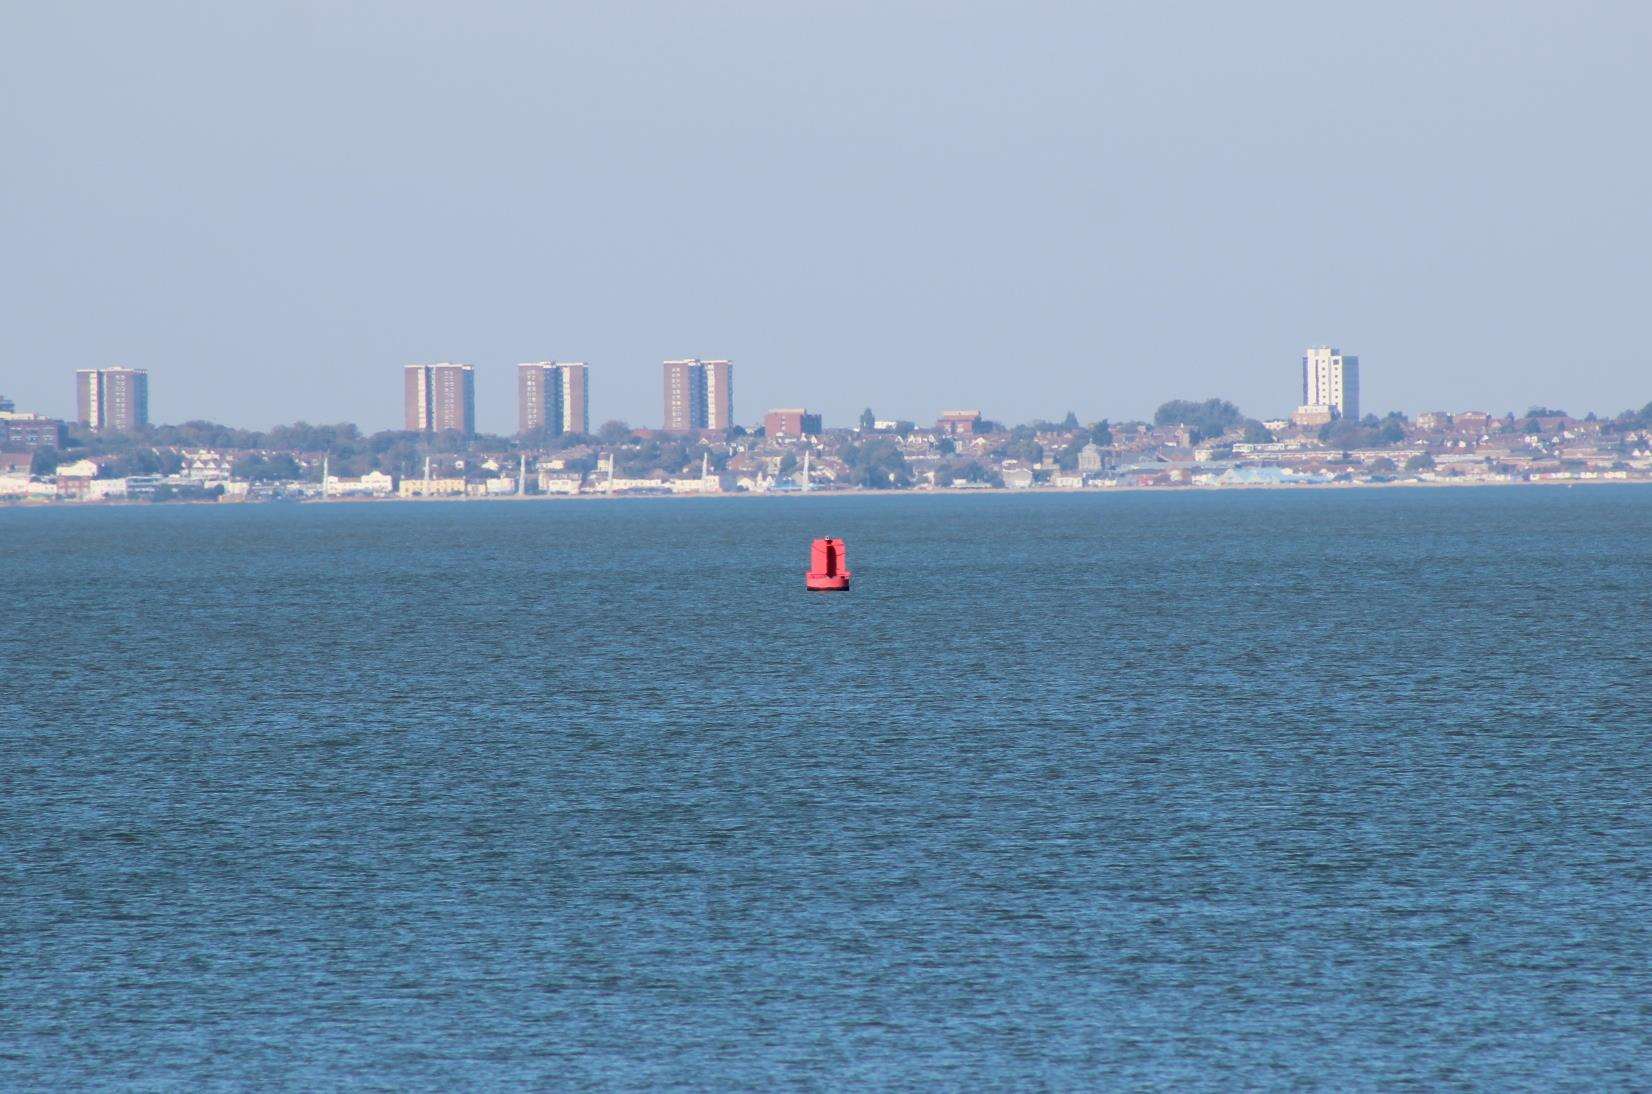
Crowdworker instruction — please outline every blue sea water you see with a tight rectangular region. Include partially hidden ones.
[3,488,1651,1088]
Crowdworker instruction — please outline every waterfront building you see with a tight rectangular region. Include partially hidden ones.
[324,470,396,497]
[1078,442,1106,473]
[662,358,735,432]
[518,362,591,437]
[1002,466,1035,489]
[537,467,585,494]
[937,410,983,436]
[75,367,149,432]
[405,363,475,435]
[1300,345,1359,422]
[764,408,822,438]
[398,476,466,498]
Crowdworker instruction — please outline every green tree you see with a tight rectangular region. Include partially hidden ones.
[1002,437,1043,465]
[1319,417,1405,449]
[1089,420,1113,446]
[936,458,996,486]
[517,424,569,449]
[149,421,266,449]
[1061,410,1080,429]
[598,420,633,444]
[843,437,911,488]
[562,454,597,474]
[30,447,61,476]
[1055,439,1090,470]
[232,454,301,481]
[1404,452,1435,473]
[859,407,876,431]
[99,449,164,477]
[266,421,361,452]
[1154,399,1244,442]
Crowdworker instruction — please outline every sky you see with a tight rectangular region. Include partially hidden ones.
[3,1,1650,434]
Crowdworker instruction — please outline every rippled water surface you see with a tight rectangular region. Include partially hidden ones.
[4,488,1651,1087]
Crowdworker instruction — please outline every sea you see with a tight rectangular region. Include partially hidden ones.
[3,487,1650,1088]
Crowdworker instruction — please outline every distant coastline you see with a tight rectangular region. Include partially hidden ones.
[6,474,1650,512]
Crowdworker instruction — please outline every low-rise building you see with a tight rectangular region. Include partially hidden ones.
[398,477,466,497]
[124,474,163,499]
[55,458,100,478]
[181,450,233,482]
[764,408,822,438]
[325,470,396,497]
[937,410,983,436]
[668,475,726,494]
[600,476,672,494]
[0,414,67,450]
[538,469,584,494]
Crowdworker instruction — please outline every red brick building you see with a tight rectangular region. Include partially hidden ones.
[764,408,821,438]
[0,416,67,450]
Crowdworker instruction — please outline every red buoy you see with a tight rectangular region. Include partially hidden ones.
[805,537,851,591]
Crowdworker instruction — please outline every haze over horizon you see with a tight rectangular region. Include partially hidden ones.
[4,2,1649,434]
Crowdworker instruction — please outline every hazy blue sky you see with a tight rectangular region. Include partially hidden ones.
[3,2,1649,433]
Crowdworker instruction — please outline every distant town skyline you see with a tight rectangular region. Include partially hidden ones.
[13,344,1648,436]
[5,5,1650,432]
[18,343,1651,441]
